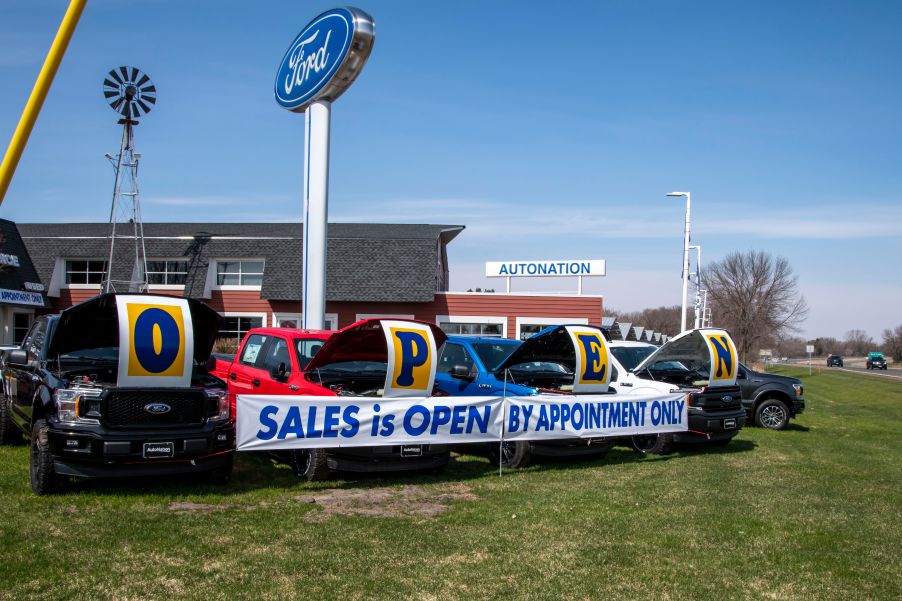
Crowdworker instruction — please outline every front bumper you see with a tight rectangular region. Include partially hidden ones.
[674,407,746,443]
[46,418,235,478]
[326,444,451,473]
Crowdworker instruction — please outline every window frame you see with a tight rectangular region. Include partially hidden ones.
[217,312,268,345]
[144,258,189,289]
[62,258,107,289]
[273,312,338,331]
[515,316,589,341]
[435,315,508,338]
[212,258,265,290]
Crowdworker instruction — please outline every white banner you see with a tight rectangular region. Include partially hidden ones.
[237,395,503,451]
[504,392,688,440]
[237,391,688,451]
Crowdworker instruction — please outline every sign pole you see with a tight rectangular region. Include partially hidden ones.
[303,100,331,330]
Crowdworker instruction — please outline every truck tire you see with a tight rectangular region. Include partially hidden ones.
[487,441,532,468]
[292,449,330,481]
[755,399,790,430]
[0,394,23,445]
[631,433,674,455]
[30,419,66,495]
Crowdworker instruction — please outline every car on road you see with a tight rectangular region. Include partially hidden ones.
[736,363,804,430]
[0,294,233,494]
[225,320,451,479]
[826,354,844,367]
[866,352,887,370]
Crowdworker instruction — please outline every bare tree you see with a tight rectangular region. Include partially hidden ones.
[606,305,680,336]
[810,336,843,357]
[882,325,902,362]
[704,251,808,361]
[844,329,874,357]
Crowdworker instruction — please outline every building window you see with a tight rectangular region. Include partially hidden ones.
[218,315,264,343]
[439,322,504,337]
[435,315,507,338]
[65,259,107,285]
[215,260,264,287]
[146,260,188,286]
[13,313,32,345]
[515,317,589,341]
[274,313,338,330]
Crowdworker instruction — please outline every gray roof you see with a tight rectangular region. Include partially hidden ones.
[18,222,463,302]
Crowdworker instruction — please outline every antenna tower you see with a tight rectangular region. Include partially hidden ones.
[101,66,156,293]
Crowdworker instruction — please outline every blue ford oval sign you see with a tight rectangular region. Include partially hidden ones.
[275,7,375,113]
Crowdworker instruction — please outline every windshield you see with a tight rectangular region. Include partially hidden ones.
[610,345,656,371]
[295,338,327,370]
[59,347,118,363]
[471,341,521,371]
[507,361,572,374]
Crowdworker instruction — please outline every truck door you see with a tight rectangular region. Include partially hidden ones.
[436,342,480,395]
[229,333,271,397]
[10,318,48,428]
[256,336,296,395]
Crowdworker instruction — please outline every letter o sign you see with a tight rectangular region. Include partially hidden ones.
[127,304,187,377]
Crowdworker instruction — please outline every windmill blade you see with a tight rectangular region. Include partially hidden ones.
[102,66,156,119]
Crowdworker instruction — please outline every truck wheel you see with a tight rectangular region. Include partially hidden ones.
[30,419,66,495]
[755,399,790,430]
[487,441,531,468]
[292,449,330,481]
[631,433,674,455]
[0,395,23,445]
[206,454,234,484]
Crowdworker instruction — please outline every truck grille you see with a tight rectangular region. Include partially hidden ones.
[102,389,207,428]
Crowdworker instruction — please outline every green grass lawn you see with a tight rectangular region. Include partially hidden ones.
[1,368,900,600]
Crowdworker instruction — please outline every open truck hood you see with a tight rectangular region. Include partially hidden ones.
[495,324,612,393]
[632,327,739,388]
[46,293,221,363]
[305,319,447,371]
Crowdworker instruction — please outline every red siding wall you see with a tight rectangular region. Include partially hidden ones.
[43,290,603,339]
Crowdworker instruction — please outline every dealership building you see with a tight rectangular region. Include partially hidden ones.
[14,222,604,344]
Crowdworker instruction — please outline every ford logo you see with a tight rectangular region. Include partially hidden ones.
[274,7,375,113]
[144,403,171,415]
[721,395,733,402]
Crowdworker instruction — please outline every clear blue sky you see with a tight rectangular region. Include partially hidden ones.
[1,0,900,341]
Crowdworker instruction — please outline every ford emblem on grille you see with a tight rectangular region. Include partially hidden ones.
[721,395,733,402]
[144,403,171,415]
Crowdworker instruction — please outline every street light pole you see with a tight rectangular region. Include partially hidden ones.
[689,244,702,328]
[667,191,691,332]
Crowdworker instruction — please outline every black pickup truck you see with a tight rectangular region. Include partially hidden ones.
[737,363,804,430]
[0,294,233,494]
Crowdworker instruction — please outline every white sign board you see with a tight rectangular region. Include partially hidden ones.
[485,260,605,278]
[806,345,815,354]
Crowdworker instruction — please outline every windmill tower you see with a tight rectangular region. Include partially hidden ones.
[101,66,156,293]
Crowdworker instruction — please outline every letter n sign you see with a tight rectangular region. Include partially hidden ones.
[705,331,738,386]
[381,320,438,398]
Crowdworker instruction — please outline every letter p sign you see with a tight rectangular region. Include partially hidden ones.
[382,320,438,398]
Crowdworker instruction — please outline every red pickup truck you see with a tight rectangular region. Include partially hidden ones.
[212,320,451,479]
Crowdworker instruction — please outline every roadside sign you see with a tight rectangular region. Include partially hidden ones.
[806,344,815,354]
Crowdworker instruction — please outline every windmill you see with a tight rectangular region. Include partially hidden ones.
[101,66,156,293]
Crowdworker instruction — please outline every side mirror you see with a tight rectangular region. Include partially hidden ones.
[270,361,288,382]
[6,349,28,368]
[450,364,475,381]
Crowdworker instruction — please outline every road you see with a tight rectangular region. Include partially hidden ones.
[831,365,902,379]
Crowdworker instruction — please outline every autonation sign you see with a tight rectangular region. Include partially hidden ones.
[275,7,375,113]
[485,260,606,278]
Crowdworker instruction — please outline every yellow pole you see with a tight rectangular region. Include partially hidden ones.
[0,0,87,206]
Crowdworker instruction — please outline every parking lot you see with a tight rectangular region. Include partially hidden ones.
[1,366,899,601]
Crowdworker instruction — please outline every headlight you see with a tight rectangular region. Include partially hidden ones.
[205,389,230,422]
[54,389,100,424]
[792,384,803,397]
